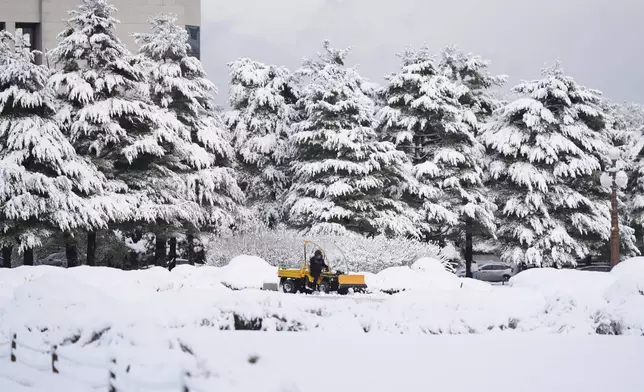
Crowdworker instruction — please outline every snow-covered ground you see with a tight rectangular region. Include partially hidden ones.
[1,256,643,337]
[0,256,643,391]
[1,331,643,392]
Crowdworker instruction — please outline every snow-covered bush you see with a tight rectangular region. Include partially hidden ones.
[368,261,461,293]
[509,268,616,300]
[217,255,278,290]
[605,257,644,300]
[204,227,453,274]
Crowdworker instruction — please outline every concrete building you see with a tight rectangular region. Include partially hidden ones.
[0,0,201,62]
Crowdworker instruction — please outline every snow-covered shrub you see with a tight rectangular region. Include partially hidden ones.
[218,255,278,290]
[204,227,452,273]
[605,257,644,300]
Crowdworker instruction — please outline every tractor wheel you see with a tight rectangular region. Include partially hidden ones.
[282,279,298,294]
[318,280,330,294]
[337,287,349,295]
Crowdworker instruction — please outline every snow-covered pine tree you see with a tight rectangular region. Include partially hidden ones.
[437,45,507,275]
[0,33,10,268]
[48,1,205,268]
[595,99,639,258]
[632,147,644,250]
[285,41,418,237]
[481,62,612,268]
[438,45,507,128]
[224,57,298,228]
[133,13,244,264]
[602,101,640,150]
[362,79,386,112]
[616,102,644,135]
[0,30,107,266]
[623,103,644,250]
[377,46,495,258]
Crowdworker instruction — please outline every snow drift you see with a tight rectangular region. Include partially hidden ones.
[605,257,644,299]
[0,256,643,342]
[217,255,278,290]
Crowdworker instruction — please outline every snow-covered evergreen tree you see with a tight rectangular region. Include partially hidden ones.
[617,102,644,136]
[436,45,507,272]
[596,99,639,258]
[602,101,640,150]
[133,14,244,259]
[224,57,298,228]
[481,63,612,267]
[438,45,507,127]
[286,41,418,237]
[623,102,644,249]
[48,0,208,266]
[0,30,107,265]
[377,46,495,247]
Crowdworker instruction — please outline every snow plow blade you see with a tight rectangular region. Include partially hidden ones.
[262,283,279,291]
[338,274,366,286]
[338,274,367,291]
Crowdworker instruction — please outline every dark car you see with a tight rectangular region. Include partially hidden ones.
[37,252,67,267]
[576,264,611,272]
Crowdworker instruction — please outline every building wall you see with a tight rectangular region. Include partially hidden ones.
[183,0,200,26]
[1,0,201,58]
[0,0,41,25]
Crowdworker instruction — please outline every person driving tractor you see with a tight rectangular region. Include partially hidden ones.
[309,249,328,290]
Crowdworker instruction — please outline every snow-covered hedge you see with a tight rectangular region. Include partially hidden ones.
[204,227,456,273]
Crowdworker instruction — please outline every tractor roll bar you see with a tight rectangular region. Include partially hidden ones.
[303,240,329,268]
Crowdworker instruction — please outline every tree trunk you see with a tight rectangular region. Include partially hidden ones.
[24,248,34,266]
[1,246,12,268]
[169,237,177,262]
[64,232,79,268]
[127,228,143,270]
[127,251,138,270]
[86,231,97,267]
[195,247,205,265]
[610,175,621,268]
[154,234,167,267]
[465,220,474,279]
[168,258,177,271]
[186,232,195,266]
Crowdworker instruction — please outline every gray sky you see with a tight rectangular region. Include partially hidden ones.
[202,0,644,107]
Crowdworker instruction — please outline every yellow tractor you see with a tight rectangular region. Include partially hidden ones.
[277,240,367,294]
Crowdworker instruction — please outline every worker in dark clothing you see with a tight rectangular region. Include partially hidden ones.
[309,249,328,290]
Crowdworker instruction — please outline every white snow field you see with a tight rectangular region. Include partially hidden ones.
[0,256,643,391]
[1,332,644,392]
